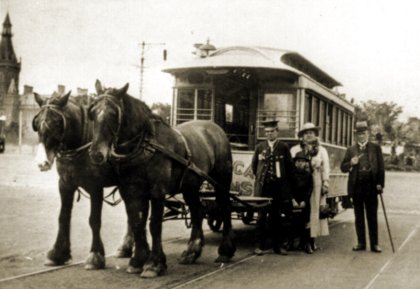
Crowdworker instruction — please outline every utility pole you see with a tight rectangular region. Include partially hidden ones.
[139,41,166,100]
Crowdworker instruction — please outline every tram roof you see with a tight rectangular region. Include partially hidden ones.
[163,46,342,89]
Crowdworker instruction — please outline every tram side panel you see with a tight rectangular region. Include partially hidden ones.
[231,150,255,196]
[231,148,348,198]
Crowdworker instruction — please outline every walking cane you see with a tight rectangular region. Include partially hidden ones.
[379,191,395,253]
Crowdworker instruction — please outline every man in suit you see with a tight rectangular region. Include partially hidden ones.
[252,120,295,255]
[341,121,385,253]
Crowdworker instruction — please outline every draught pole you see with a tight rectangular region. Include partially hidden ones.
[379,192,395,253]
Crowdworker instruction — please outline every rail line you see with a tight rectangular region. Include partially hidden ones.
[0,234,186,283]
[0,219,348,286]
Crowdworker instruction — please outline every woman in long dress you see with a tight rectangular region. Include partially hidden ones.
[290,122,330,253]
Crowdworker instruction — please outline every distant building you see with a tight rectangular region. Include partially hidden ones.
[0,13,21,138]
[381,141,404,157]
[0,13,92,146]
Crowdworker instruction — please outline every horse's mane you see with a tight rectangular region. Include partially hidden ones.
[44,93,87,108]
[104,88,169,139]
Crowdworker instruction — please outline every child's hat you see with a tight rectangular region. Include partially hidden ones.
[294,151,310,161]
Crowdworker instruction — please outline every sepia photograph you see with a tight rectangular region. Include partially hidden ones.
[0,0,420,288]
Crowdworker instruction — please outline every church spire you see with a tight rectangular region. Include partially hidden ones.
[0,13,18,62]
[2,13,12,36]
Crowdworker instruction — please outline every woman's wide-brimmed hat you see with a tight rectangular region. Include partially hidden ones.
[298,122,321,137]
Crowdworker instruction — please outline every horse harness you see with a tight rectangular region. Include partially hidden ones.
[92,94,267,208]
[34,102,121,205]
[34,103,92,160]
[106,123,266,209]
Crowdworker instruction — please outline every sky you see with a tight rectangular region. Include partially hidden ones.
[1,0,420,120]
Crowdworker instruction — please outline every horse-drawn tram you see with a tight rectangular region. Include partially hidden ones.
[162,45,355,229]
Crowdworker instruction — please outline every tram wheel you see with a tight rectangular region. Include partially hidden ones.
[207,218,222,232]
[241,210,254,225]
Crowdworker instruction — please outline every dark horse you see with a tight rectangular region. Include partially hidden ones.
[88,81,236,278]
[32,91,134,269]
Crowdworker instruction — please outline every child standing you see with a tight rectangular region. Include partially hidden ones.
[291,151,313,253]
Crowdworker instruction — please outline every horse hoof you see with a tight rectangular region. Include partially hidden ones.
[140,269,159,278]
[45,249,72,266]
[214,255,231,263]
[179,251,198,265]
[85,252,105,270]
[115,247,132,258]
[126,265,142,274]
[44,257,72,267]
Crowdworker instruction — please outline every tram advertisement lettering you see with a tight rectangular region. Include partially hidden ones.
[231,158,255,196]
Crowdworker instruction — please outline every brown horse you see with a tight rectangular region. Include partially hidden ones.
[32,91,134,269]
[88,81,236,278]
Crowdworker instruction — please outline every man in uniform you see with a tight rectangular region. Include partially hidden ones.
[341,121,385,253]
[252,120,295,255]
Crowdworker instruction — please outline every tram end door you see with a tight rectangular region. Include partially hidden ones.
[214,85,255,151]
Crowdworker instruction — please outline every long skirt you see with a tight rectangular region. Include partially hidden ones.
[309,168,329,237]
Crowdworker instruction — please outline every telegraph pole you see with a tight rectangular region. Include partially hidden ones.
[139,41,166,99]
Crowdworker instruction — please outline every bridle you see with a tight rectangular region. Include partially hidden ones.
[34,104,68,142]
[92,94,124,145]
[92,94,148,161]
[34,102,92,160]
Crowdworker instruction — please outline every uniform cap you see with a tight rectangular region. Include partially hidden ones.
[261,120,278,129]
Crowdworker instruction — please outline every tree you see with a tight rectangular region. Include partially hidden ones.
[401,117,420,144]
[356,100,404,164]
[151,103,171,123]
[357,100,403,142]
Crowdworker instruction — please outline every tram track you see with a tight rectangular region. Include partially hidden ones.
[0,218,349,287]
[167,218,349,289]
[0,234,187,284]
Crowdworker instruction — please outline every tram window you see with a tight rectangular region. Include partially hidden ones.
[304,93,312,123]
[176,89,195,124]
[337,109,342,145]
[225,104,233,123]
[343,111,347,145]
[319,100,326,141]
[348,115,353,145]
[176,88,213,125]
[312,97,319,126]
[197,89,212,120]
[331,106,337,144]
[257,93,297,138]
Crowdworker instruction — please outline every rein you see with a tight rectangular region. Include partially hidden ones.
[76,186,122,207]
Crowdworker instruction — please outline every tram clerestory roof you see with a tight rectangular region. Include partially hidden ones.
[163,46,342,89]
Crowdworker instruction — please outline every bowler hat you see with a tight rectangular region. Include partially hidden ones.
[298,122,320,137]
[354,121,368,132]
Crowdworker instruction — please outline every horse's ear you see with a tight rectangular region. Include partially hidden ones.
[34,93,45,107]
[95,79,104,95]
[115,83,129,98]
[56,90,71,107]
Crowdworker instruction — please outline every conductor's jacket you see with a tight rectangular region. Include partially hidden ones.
[251,140,295,199]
